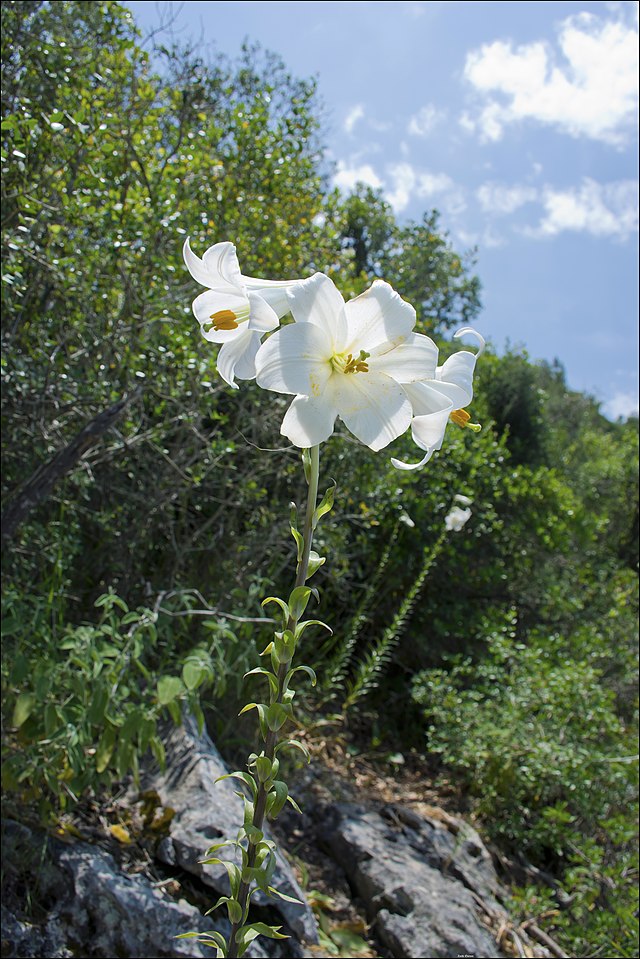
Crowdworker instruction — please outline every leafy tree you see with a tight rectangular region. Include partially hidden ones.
[335,183,482,333]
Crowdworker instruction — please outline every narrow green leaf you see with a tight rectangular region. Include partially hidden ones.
[243,921,288,941]
[285,664,317,689]
[227,898,243,924]
[243,667,279,701]
[266,780,289,819]
[267,885,303,904]
[261,596,290,624]
[295,619,332,641]
[215,771,258,800]
[275,739,311,763]
[95,724,116,773]
[291,526,304,562]
[312,481,336,529]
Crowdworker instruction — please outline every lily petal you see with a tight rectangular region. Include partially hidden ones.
[435,350,478,407]
[333,371,412,451]
[404,382,455,416]
[391,449,435,472]
[390,405,451,471]
[244,278,302,319]
[202,241,243,290]
[368,333,439,383]
[183,237,241,292]
[454,326,486,355]
[287,273,348,349]
[410,406,452,453]
[255,322,333,396]
[281,389,339,448]
[343,280,416,354]
[217,329,261,389]
[247,292,279,333]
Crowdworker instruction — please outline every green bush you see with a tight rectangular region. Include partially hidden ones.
[412,599,639,958]
[0,586,243,818]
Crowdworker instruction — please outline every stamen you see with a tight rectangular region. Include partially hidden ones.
[449,408,470,427]
[450,408,481,432]
[209,309,239,331]
[343,350,370,374]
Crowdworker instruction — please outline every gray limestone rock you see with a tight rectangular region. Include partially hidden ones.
[54,841,243,959]
[0,904,71,959]
[318,801,510,959]
[143,713,318,950]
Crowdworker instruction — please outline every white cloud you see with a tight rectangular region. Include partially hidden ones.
[407,104,444,137]
[333,160,382,193]
[386,162,416,212]
[463,11,639,144]
[385,163,466,215]
[531,178,638,239]
[416,171,455,195]
[344,104,365,134]
[417,172,467,215]
[477,182,538,214]
[455,225,505,249]
[602,390,639,420]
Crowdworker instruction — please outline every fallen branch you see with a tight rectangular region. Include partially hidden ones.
[521,920,569,959]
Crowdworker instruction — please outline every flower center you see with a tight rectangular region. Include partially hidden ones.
[332,350,370,375]
[449,408,482,432]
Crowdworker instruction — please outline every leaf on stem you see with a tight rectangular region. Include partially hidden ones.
[306,551,326,579]
[312,481,336,530]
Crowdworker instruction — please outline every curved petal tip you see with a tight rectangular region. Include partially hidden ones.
[390,449,434,471]
[454,327,486,356]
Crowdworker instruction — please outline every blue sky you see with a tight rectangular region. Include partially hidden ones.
[126,1,639,419]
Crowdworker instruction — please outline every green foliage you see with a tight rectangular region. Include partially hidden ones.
[412,593,638,957]
[1,586,220,816]
[412,608,637,853]
[338,185,482,333]
[478,350,546,465]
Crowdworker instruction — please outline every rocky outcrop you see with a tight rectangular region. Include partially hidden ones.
[143,713,319,951]
[1,818,258,959]
[2,722,553,959]
[317,801,508,958]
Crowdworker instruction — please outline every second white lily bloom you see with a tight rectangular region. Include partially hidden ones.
[255,273,441,451]
[184,238,304,389]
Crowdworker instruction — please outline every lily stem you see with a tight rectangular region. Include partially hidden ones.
[227,445,320,958]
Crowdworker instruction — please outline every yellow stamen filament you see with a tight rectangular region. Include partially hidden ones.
[450,408,482,433]
[209,309,239,331]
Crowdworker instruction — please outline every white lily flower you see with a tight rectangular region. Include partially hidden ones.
[183,238,303,389]
[255,273,441,451]
[391,327,485,471]
[445,505,472,531]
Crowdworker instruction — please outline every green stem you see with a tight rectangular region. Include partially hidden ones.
[227,445,320,958]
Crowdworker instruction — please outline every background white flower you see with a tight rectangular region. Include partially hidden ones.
[445,505,472,531]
